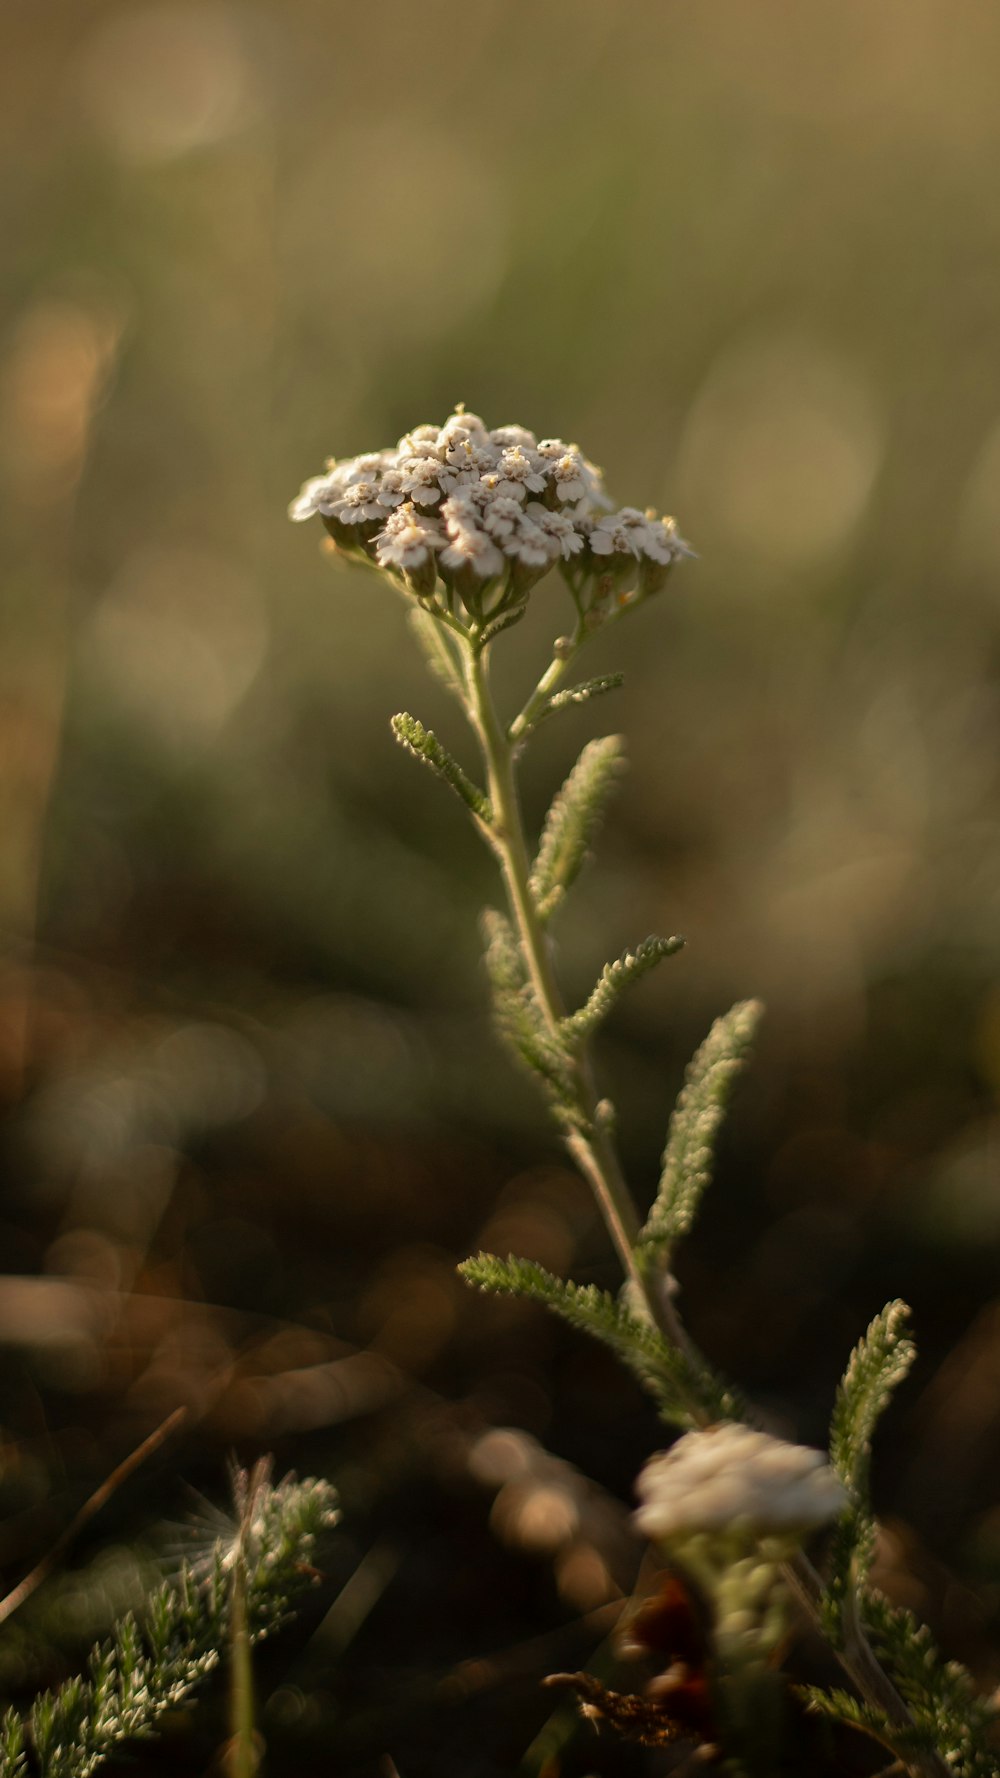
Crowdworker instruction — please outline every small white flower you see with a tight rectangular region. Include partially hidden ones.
[496,445,547,494]
[331,480,384,524]
[589,506,650,557]
[538,444,588,504]
[481,496,527,540]
[436,407,491,456]
[374,501,444,572]
[525,503,586,560]
[376,468,409,509]
[288,474,335,522]
[634,1425,848,1545]
[440,522,505,581]
[396,425,439,455]
[639,515,695,564]
[490,424,538,451]
[342,452,387,486]
[397,454,446,506]
[502,513,555,569]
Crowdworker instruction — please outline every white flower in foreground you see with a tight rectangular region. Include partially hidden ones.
[289,405,690,617]
[635,1425,847,1545]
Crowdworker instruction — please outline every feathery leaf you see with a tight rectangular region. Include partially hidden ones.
[830,1302,916,1503]
[459,1253,742,1426]
[861,1594,997,1777]
[6,1473,338,1778]
[534,673,625,726]
[797,1685,936,1758]
[563,936,684,1042]
[406,606,465,699]
[530,736,626,923]
[390,712,491,823]
[481,911,579,1116]
[637,1000,763,1265]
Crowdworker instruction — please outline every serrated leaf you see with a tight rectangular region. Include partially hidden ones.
[390,712,491,823]
[481,910,578,1113]
[406,606,466,699]
[637,1000,762,1265]
[459,1252,742,1426]
[535,673,625,725]
[830,1303,916,1504]
[529,736,626,923]
[861,1593,998,1776]
[563,936,684,1042]
[796,1685,934,1757]
[479,603,529,646]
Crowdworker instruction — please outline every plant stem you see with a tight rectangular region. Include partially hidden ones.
[459,631,952,1778]
[464,640,644,1287]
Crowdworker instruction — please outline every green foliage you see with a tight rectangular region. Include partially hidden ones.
[637,999,763,1266]
[481,910,580,1120]
[0,1474,338,1778]
[563,935,684,1042]
[830,1301,916,1503]
[459,1252,744,1426]
[532,673,625,727]
[529,736,626,923]
[390,713,491,822]
[824,1302,916,1637]
[479,605,529,646]
[406,606,465,700]
[0,1714,24,1778]
[797,1684,938,1761]
[861,1595,996,1777]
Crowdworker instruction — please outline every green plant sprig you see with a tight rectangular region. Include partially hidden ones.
[290,409,991,1778]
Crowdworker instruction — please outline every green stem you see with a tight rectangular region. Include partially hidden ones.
[508,619,589,743]
[463,639,682,1327]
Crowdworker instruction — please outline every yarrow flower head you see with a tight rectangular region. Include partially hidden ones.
[289,405,692,629]
[635,1427,847,1681]
[635,1425,847,1548]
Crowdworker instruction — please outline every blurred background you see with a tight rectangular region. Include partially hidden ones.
[3,1,1000,1771]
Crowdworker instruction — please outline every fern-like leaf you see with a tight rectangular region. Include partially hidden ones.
[7,1473,338,1778]
[534,673,625,726]
[830,1302,915,1502]
[563,936,684,1042]
[797,1685,936,1759]
[529,736,626,923]
[459,1252,743,1426]
[481,911,579,1118]
[862,1593,997,1777]
[390,712,491,823]
[637,1000,763,1266]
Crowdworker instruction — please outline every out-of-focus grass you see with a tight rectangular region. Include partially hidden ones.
[3,3,1000,1771]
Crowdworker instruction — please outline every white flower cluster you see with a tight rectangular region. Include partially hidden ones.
[289,406,691,606]
[635,1425,847,1545]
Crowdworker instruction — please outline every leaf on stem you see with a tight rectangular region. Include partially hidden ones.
[459,1252,727,1427]
[824,1303,916,1633]
[530,735,626,923]
[407,606,466,699]
[830,1302,916,1506]
[479,604,529,646]
[563,936,685,1042]
[534,673,625,726]
[391,713,491,823]
[796,1685,937,1760]
[637,1000,763,1266]
[860,1595,997,1777]
[481,910,579,1116]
